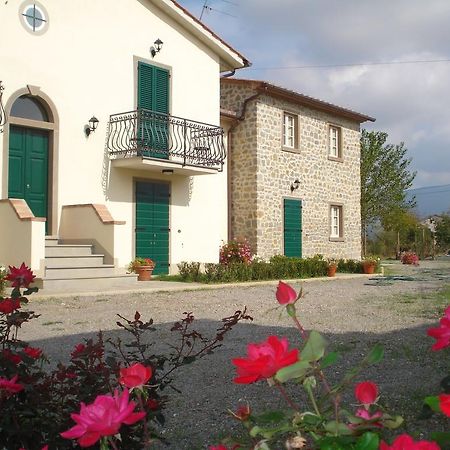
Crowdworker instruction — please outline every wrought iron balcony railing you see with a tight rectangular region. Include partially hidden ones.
[107,109,226,171]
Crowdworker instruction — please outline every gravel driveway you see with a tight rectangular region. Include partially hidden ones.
[21,260,450,449]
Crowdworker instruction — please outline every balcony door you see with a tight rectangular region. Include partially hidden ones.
[137,62,169,159]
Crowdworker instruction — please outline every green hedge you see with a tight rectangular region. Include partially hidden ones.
[177,255,365,283]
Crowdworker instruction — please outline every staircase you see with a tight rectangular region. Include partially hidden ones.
[41,236,138,293]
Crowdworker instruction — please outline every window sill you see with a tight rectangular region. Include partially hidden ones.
[329,237,345,242]
[282,146,301,154]
[328,155,344,163]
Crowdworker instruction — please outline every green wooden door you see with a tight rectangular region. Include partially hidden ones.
[284,199,302,257]
[135,181,170,275]
[137,61,169,159]
[8,126,49,229]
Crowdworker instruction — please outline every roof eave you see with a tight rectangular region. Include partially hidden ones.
[153,0,251,71]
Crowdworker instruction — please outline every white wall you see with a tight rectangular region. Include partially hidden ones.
[0,0,229,272]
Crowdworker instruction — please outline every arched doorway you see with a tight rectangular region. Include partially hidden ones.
[4,88,59,234]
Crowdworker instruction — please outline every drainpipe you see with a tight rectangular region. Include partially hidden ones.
[226,91,263,241]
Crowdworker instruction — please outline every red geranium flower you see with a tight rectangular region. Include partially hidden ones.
[355,381,378,407]
[380,434,440,449]
[427,306,450,351]
[119,362,152,389]
[61,389,146,448]
[0,374,24,395]
[24,346,43,359]
[355,408,383,427]
[276,281,298,305]
[232,336,299,384]
[6,263,35,288]
[147,398,159,410]
[439,393,450,417]
[0,298,21,314]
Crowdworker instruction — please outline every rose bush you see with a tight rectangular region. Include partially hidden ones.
[0,263,252,449]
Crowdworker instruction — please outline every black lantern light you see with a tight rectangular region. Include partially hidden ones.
[290,178,300,192]
[151,38,164,57]
[85,116,99,136]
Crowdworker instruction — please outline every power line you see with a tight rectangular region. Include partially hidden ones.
[247,58,450,71]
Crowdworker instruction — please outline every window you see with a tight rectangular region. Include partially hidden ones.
[10,95,49,122]
[283,112,298,149]
[329,125,342,159]
[330,205,343,239]
[20,2,48,34]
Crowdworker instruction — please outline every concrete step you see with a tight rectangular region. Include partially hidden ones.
[45,236,60,247]
[41,273,139,293]
[45,255,105,268]
[45,245,94,257]
[44,266,121,279]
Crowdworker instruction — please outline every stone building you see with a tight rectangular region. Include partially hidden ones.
[220,78,375,260]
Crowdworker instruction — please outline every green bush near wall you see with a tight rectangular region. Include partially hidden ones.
[177,255,365,284]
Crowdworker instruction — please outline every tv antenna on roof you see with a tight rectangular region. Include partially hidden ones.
[200,0,237,21]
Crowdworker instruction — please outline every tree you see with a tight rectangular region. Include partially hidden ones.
[360,130,416,255]
[435,214,450,252]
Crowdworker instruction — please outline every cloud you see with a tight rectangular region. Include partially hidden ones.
[179,0,450,188]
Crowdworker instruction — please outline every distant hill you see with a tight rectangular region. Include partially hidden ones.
[406,184,450,218]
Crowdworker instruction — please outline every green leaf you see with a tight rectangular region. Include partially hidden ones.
[430,432,450,447]
[255,410,285,424]
[301,331,328,362]
[321,351,340,369]
[382,415,403,429]
[275,360,311,383]
[424,396,441,413]
[23,287,39,295]
[355,432,379,450]
[365,344,384,364]
[324,420,353,435]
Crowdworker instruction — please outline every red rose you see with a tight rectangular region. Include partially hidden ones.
[119,362,152,389]
[276,281,298,305]
[6,263,35,288]
[427,306,450,351]
[231,403,251,421]
[439,393,450,417]
[0,374,24,395]
[354,381,378,407]
[0,298,21,314]
[380,434,440,450]
[61,389,145,447]
[24,346,43,359]
[232,336,299,384]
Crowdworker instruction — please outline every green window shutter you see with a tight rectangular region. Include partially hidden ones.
[138,62,169,113]
[284,199,302,258]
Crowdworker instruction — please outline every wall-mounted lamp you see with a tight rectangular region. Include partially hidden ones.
[290,178,300,192]
[0,81,7,133]
[162,169,174,175]
[150,38,163,57]
[85,116,99,137]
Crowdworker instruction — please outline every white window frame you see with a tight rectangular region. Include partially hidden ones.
[283,112,297,149]
[330,205,343,239]
[329,125,341,159]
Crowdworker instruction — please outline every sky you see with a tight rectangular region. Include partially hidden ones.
[178,0,450,189]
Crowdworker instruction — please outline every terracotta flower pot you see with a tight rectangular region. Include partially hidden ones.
[136,265,154,281]
[327,265,337,277]
[363,262,375,274]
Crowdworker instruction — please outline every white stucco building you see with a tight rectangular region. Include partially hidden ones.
[0,0,248,289]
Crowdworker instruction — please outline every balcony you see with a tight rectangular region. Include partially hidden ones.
[107,109,226,175]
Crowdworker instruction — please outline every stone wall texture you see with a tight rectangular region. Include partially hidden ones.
[221,80,363,260]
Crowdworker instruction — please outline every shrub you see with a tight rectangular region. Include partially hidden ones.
[219,239,253,265]
[177,261,201,281]
[0,265,7,295]
[337,258,364,273]
[0,263,252,449]
[401,251,419,265]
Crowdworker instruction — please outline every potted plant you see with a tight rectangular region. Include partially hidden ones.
[128,257,155,281]
[327,259,338,277]
[362,256,379,274]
